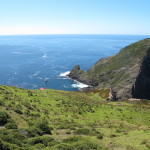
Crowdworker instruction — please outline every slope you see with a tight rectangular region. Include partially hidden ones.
[0,85,150,150]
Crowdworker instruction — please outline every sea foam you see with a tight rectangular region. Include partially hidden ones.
[59,71,70,77]
[72,81,89,89]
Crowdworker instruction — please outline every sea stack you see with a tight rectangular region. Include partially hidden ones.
[68,38,150,100]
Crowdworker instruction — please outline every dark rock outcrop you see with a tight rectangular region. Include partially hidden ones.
[108,88,117,101]
[132,47,150,99]
[68,65,82,80]
[68,38,150,100]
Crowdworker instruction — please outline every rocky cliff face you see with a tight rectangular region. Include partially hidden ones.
[68,38,150,100]
[132,47,150,99]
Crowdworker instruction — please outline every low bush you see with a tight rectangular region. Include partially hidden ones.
[35,143,45,148]
[56,124,67,129]
[0,111,10,126]
[48,140,59,147]
[73,140,98,149]
[52,143,72,150]
[0,99,4,106]
[26,127,43,137]
[74,128,91,135]
[0,134,23,147]
[97,132,104,139]
[146,142,150,149]
[35,122,52,135]
[5,119,18,129]
[66,131,71,134]
[63,137,80,143]
[110,133,118,138]
[5,122,18,129]
[0,140,20,150]
[27,90,33,96]
[14,108,23,114]
[27,135,55,147]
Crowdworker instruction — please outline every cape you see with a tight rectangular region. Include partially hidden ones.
[68,38,150,100]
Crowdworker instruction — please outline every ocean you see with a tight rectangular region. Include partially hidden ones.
[0,34,149,91]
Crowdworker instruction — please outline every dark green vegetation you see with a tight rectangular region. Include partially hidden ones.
[68,38,150,99]
[0,85,150,150]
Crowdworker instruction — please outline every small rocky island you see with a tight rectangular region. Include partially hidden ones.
[68,38,150,100]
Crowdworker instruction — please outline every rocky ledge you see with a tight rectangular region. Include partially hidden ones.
[68,38,150,100]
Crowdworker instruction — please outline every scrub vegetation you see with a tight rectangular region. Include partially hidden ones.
[0,85,150,150]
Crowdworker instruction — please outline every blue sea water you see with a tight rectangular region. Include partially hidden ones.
[0,34,149,91]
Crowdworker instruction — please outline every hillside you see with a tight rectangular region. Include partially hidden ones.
[0,85,150,150]
[68,38,150,100]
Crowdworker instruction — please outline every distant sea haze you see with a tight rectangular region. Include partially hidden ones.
[0,34,149,91]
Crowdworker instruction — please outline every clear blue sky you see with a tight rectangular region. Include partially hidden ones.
[0,0,150,35]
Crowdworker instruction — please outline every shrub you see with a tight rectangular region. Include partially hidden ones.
[0,140,20,150]
[146,142,150,149]
[141,139,148,144]
[0,134,22,147]
[27,136,55,147]
[27,137,43,146]
[35,143,45,148]
[14,108,23,114]
[63,137,80,143]
[0,111,10,126]
[126,145,136,150]
[97,132,104,139]
[74,128,91,135]
[0,129,26,143]
[5,119,18,129]
[0,99,4,106]
[73,140,98,149]
[52,143,72,150]
[48,140,59,147]
[24,110,30,116]
[26,127,43,137]
[56,124,66,129]
[0,140,5,150]
[110,133,118,138]
[35,122,52,135]
[68,126,76,130]
[27,90,33,96]
[116,128,123,133]
[5,122,18,129]
[40,136,55,147]
[66,131,71,134]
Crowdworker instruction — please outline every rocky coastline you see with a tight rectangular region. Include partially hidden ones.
[68,38,150,100]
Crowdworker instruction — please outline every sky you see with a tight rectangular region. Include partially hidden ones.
[0,0,150,35]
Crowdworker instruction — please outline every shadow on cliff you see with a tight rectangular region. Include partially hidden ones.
[132,48,150,100]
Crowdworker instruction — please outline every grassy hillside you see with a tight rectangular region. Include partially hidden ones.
[0,85,150,150]
[86,38,150,90]
[88,38,150,76]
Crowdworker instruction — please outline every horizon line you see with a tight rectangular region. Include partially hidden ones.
[0,33,150,36]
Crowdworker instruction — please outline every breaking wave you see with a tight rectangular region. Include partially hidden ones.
[72,81,89,89]
[59,71,70,77]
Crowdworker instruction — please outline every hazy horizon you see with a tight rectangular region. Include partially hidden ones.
[0,33,150,36]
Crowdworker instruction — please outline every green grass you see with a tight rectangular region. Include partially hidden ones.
[0,85,150,150]
[92,38,150,74]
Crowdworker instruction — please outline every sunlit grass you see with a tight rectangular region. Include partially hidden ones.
[0,85,149,149]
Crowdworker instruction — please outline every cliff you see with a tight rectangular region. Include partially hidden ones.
[68,38,150,100]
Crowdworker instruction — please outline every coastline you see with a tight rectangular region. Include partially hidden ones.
[59,71,92,91]
[66,75,94,91]
[68,77,93,91]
